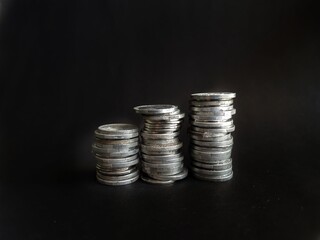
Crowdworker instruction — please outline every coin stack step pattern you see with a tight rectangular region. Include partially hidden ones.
[134,105,188,184]
[189,92,236,182]
[92,123,140,186]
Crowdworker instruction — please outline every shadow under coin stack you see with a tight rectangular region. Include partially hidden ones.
[189,92,236,182]
[134,105,188,184]
[92,124,140,186]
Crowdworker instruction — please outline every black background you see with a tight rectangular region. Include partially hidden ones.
[1,0,320,239]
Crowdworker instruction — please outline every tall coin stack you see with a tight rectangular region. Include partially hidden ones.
[189,92,236,182]
[134,105,188,184]
[92,123,140,186]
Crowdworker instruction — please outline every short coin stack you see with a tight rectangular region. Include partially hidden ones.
[92,123,140,186]
[189,92,236,182]
[134,105,188,184]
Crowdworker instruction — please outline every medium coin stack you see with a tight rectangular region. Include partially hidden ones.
[189,92,236,182]
[92,123,140,186]
[134,105,188,184]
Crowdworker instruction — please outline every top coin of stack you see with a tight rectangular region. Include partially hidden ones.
[92,123,140,186]
[134,104,188,184]
[189,92,236,182]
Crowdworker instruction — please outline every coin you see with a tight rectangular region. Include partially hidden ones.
[191,92,236,100]
[148,167,188,181]
[96,173,139,186]
[192,171,233,182]
[141,174,174,185]
[192,159,232,170]
[134,105,178,115]
[191,99,233,106]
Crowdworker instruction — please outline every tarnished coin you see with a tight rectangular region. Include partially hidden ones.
[141,131,180,140]
[149,167,188,181]
[97,166,138,176]
[191,125,235,134]
[191,148,232,162]
[98,123,138,134]
[192,137,233,148]
[191,99,233,106]
[94,154,138,164]
[192,159,232,170]
[143,156,184,164]
[191,119,233,128]
[193,171,233,182]
[134,105,178,115]
[141,174,174,185]
[96,173,139,186]
[94,130,138,140]
[190,114,233,121]
[97,169,139,181]
[142,137,180,146]
[191,165,232,176]
[142,153,182,161]
[92,144,139,156]
[191,106,234,112]
[96,157,139,168]
[191,92,236,101]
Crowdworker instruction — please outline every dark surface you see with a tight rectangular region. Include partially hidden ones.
[1,0,320,239]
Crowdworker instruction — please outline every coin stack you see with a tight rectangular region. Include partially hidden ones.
[189,92,236,182]
[92,123,140,186]
[134,105,188,184]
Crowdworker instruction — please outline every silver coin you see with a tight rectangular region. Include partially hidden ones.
[95,154,138,163]
[142,165,183,175]
[134,104,178,115]
[191,92,236,101]
[192,137,233,147]
[92,143,139,154]
[142,152,182,161]
[141,174,174,184]
[191,119,233,128]
[148,167,188,181]
[143,128,178,134]
[142,112,185,121]
[143,156,184,164]
[142,160,183,169]
[191,99,233,107]
[191,106,234,112]
[141,142,182,151]
[95,130,139,140]
[96,173,139,186]
[191,165,232,176]
[190,133,231,141]
[94,141,139,150]
[192,145,232,152]
[192,171,233,182]
[97,123,138,134]
[141,131,180,140]
[96,158,139,169]
[96,156,139,167]
[97,166,138,176]
[95,137,138,145]
[191,125,235,134]
[97,169,139,181]
[192,158,232,170]
[190,130,225,138]
[145,119,183,124]
[190,114,233,121]
[191,149,232,162]
[145,123,181,129]
[141,148,180,156]
[191,109,236,116]
[94,148,139,158]
[142,138,180,146]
